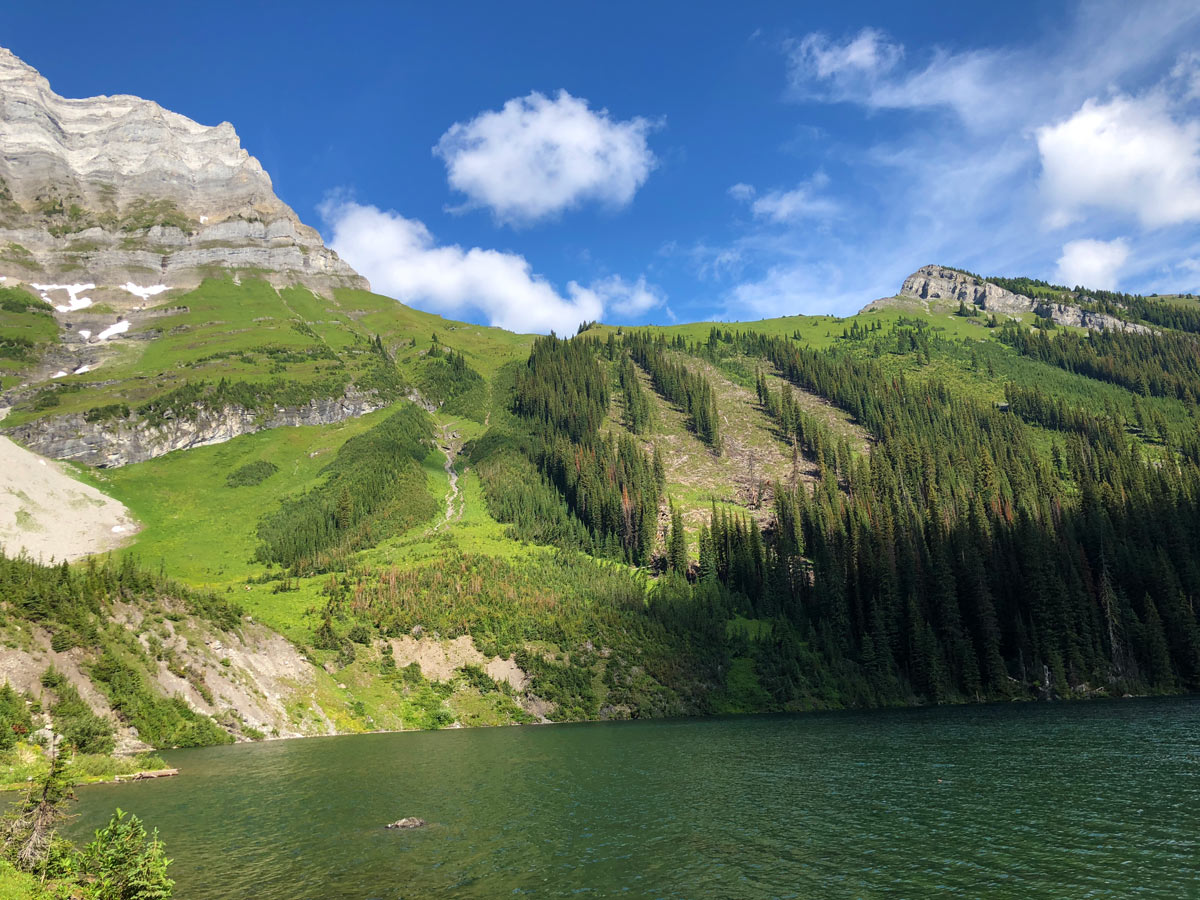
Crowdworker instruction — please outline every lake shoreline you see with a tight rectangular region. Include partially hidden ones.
[9,688,1184,794]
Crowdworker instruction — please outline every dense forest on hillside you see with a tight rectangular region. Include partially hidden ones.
[468,310,1200,708]
[8,273,1200,726]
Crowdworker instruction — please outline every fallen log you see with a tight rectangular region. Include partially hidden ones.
[114,768,180,783]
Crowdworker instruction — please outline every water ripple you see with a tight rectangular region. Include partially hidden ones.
[67,697,1200,899]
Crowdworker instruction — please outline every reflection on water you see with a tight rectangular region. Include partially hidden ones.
[67,697,1200,899]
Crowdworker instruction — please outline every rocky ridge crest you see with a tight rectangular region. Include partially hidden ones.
[869,265,1151,333]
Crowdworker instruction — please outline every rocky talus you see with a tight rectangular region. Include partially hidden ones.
[874,265,1152,333]
[0,46,366,296]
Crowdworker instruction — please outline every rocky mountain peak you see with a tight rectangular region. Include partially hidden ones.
[865,264,1150,333]
[0,45,366,299]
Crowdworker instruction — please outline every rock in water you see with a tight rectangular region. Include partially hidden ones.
[385,818,427,829]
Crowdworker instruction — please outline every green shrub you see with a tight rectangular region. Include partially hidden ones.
[42,670,114,756]
[0,683,32,751]
[88,652,230,750]
[225,460,279,488]
[457,665,499,694]
[78,808,174,900]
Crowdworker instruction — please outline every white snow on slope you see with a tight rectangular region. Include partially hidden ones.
[96,320,129,341]
[120,282,168,301]
[32,283,95,312]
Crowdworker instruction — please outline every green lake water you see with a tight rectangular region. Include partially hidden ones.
[67,698,1199,899]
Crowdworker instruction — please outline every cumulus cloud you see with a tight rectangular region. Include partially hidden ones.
[320,198,663,334]
[1055,238,1130,289]
[588,274,666,317]
[726,259,892,319]
[1037,93,1200,229]
[730,174,837,223]
[434,90,657,226]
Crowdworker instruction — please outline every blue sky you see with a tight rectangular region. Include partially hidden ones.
[7,1,1200,332]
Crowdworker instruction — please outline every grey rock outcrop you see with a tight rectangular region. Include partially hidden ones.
[8,389,385,467]
[0,46,366,295]
[880,265,1151,333]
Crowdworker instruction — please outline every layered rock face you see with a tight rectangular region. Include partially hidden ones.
[892,265,1150,333]
[7,390,385,468]
[0,46,366,296]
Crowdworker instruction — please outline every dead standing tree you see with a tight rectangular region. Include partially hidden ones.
[1,739,76,875]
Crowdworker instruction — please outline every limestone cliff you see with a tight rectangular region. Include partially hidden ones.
[7,389,386,468]
[0,46,366,297]
[867,265,1152,333]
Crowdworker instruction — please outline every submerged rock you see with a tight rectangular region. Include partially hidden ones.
[385,818,426,829]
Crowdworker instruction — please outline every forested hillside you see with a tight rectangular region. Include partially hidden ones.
[3,271,1200,740]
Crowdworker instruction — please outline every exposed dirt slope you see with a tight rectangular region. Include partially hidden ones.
[0,407,137,561]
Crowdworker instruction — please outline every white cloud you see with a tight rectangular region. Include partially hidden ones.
[588,274,665,318]
[1055,238,1130,289]
[727,183,756,202]
[732,174,837,224]
[1037,93,1200,229]
[320,198,663,334]
[434,90,657,226]
[725,255,896,320]
[787,27,1016,130]
[710,6,1200,317]
[789,27,902,88]
[1173,51,1200,100]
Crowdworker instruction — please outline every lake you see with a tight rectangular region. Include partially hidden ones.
[67,698,1200,899]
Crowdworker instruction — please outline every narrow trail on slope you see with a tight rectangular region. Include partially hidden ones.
[433,423,463,530]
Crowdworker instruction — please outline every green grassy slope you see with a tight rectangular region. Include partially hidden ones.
[0,286,58,390]
[3,279,533,428]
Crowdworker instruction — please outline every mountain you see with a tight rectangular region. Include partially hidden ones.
[866,264,1152,333]
[2,46,1200,761]
[0,46,364,297]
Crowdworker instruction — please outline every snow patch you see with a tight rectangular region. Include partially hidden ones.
[96,321,129,341]
[51,370,68,378]
[111,525,126,534]
[119,282,168,301]
[199,216,208,224]
[78,330,92,340]
[33,283,96,313]
[73,364,92,375]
